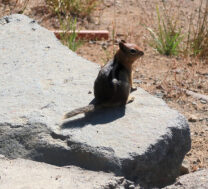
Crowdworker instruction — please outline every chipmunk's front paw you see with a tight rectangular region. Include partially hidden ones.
[127,96,135,104]
[131,85,137,92]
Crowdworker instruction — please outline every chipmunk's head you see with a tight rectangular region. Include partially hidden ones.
[119,40,144,62]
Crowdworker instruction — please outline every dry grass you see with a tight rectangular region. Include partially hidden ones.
[0,0,30,16]
[186,0,208,59]
[46,0,98,18]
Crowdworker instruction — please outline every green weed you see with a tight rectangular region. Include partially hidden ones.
[59,17,83,52]
[147,5,183,56]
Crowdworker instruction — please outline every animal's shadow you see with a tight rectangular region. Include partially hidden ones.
[61,99,126,129]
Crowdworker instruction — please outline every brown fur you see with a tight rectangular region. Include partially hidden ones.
[115,41,144,88]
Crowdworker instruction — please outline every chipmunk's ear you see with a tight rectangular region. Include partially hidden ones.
[119,40,126,52]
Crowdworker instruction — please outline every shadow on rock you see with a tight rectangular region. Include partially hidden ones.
[61,105,126,129]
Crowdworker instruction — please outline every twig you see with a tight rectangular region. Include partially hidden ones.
[185,90,208,102]
[175,87,208,102]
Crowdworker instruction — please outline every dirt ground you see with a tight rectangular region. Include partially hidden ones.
[1,0,208,173]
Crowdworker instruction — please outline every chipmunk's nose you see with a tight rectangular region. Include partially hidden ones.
[138,50,144,56]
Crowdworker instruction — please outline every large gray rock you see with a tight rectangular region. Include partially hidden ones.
[0,155,130,189]
[164,169,208,189]
[0,14,191,187]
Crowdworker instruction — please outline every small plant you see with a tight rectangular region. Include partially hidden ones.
[186,0,208,58]
[17,0,30,14]
[46,0,98,18]
[46,0,99,51]
[1,0,30,16]
[59,17,82,51]
[147,5,183,56]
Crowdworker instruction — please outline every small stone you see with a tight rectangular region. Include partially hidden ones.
[200,99,207,104]
[129,184,135,189]
[89,40,96,44]
[117,176,125,184]
[101,41,108,50]
[188,115,197,122]
[30,20,36,24]
[0,154,6,159]
[187,62,192,66]
[175,69,181,74]
[199,118,204,121]
[180,159,190,175]
[156,85,163,90]
[155,92,164,99]
[175,181,183,186]
[197,85,203,89]
[192,102,197,106]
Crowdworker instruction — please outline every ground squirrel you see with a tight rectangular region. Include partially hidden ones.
[64,40,144,119]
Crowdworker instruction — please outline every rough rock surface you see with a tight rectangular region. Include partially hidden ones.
[0,14,191,187]
[0,155,130,189]
[164,169,208,189]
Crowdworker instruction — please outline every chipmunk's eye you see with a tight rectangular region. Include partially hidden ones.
[130,49,137,54]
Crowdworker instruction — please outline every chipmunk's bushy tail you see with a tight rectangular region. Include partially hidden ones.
[64,104,96,119]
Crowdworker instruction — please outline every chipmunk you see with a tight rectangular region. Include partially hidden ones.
[64,40,144,119]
